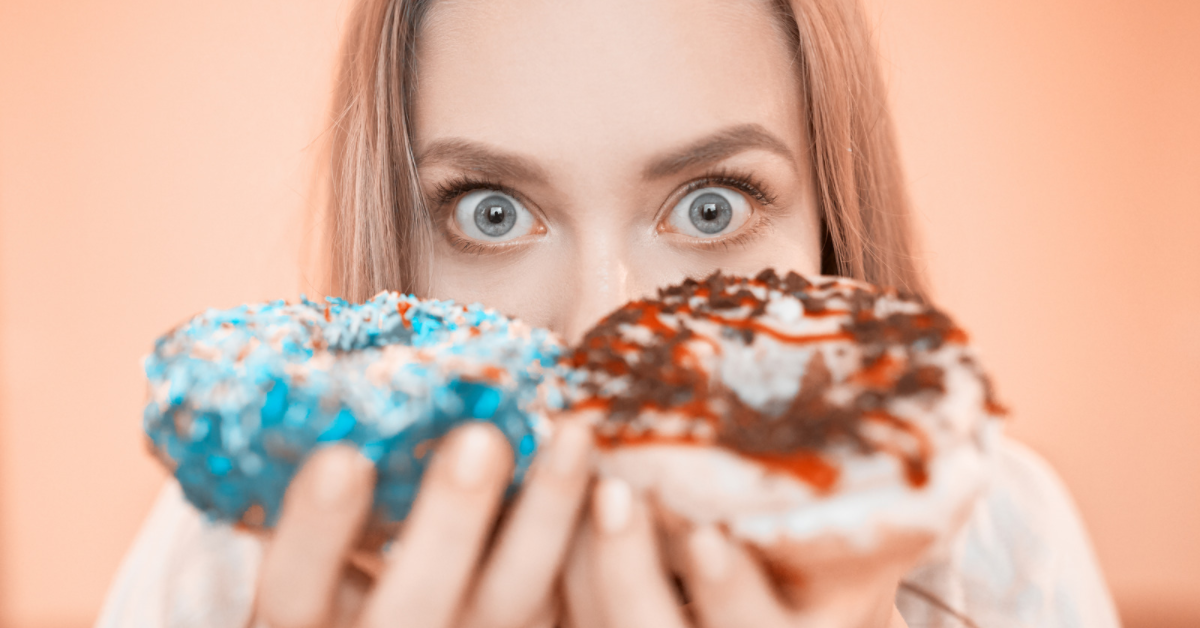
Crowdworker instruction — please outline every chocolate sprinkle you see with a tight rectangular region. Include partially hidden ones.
[567,270,1006,488]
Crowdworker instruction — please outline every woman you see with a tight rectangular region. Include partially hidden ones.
[97,0,1121,626]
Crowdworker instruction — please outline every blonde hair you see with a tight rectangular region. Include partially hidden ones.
[324,0,925,302]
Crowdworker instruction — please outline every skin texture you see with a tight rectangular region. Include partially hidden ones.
[415,0,821,343]
[257,421,594,628]
[563,479,908,628]
[254,0,906,626]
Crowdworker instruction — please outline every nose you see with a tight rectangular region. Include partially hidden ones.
[555,233,639,344]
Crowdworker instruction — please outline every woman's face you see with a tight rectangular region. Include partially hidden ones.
[414,0,820,343]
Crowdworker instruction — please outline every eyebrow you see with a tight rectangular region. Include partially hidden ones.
[415,122,793,184]
[417,139,550,185]
[642,123,794,180]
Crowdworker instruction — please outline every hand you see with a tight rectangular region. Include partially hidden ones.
[254,419,593,628]
[562,478,909,628]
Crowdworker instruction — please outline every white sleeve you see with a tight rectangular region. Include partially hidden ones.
[94,480,263,628]
[898,437,1122,627]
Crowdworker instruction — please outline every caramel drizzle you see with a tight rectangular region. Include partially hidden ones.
[567,270,984,492]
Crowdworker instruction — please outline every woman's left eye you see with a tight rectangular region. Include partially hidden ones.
[664,187,751,238]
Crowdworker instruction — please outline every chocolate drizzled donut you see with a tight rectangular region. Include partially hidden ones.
[565,269,1005,496]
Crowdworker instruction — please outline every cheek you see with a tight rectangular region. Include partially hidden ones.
[423,205,823,335]
[641,240,819,289]
[751,210,824,277]
[425,245,565,328]
[646,212,823,282]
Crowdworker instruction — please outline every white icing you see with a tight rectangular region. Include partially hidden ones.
[598,437,989,553]
[718,338,812,410]
[765,296,802,323]
[580,274,1001,560]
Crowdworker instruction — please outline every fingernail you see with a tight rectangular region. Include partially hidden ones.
[548,421,591,478]
[449,424,497,488]
[595,477,632,535]
[688,525,729,581]
[312,447,372,509]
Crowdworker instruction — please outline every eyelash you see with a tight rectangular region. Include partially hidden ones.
[677,167,778,208]
[430,168,778,253]
[432,175,520,208]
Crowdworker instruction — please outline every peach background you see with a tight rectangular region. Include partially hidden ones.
[0,0,1197,626]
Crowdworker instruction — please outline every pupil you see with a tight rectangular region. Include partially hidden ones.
[687,192,732,235]
[473,194,518,237]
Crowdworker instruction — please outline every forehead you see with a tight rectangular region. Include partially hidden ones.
[414,0,801,165]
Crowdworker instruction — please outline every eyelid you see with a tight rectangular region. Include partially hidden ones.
[431,168,775,253]
[655,167,775,218]
[433,176,547,254]
[680,169,777,206]
[444,231,537,255]
[432,174,530,213]
[685,214,773,251]
[443,212,546,255]
[655,168,776,243]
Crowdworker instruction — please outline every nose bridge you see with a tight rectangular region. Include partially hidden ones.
[558,226,636,343]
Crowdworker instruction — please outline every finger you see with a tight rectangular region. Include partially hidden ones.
[587,477,690,628]
[347,547,387,581]
[257,445,376,628]
[522,593,561,628]
[460,418,593,628]
[562,518,607,628]
[675,524,790,628]
[358,422,513,628]
[330,567,373,628]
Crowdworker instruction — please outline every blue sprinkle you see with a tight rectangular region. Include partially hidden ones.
[144,290,561,528]
[261,379,289,425]
[189,414,211,441]
[239,453,264,475]
[318,408,357,442]
[283,404,309,427]
[518,433,536,456]
[471,388,502,419]
[360,441,387,462]
[207,455,233,476]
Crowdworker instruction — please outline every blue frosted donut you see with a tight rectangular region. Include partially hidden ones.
[143,292,564,528]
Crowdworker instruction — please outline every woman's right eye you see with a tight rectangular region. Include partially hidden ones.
[452,190,540,243]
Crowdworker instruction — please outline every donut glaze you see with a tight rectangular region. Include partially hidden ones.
[143,292,563,528]
[564,270,1006,555]
[145,270,1004,560]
